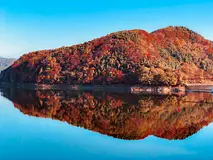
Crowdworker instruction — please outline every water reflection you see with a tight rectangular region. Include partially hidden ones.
[1,88,213,140]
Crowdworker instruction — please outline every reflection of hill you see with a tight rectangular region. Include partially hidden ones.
[1,88,213,140]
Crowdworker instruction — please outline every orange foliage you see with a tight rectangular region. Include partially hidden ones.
[1,26,213,85]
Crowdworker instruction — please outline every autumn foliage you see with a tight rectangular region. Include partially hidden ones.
[1,26,213,85]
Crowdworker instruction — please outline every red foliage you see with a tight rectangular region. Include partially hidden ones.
[2,26,213,85]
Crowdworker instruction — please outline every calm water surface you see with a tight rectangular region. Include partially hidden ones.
[0,88,213,160]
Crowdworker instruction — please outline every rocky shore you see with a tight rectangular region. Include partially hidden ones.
[0,82,186,96]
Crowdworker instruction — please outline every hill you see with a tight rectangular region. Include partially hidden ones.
[0,57,16,72]
[0,26,213,86]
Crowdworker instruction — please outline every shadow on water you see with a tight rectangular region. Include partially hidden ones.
[0,87,213,140]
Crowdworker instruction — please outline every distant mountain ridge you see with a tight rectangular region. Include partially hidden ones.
[0,57,16,72]
[0,26,213,85]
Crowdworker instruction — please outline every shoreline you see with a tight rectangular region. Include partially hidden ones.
[0,82,212,95]
[186,84,213,93]
[0,82,184,96]
[185,83,213,87]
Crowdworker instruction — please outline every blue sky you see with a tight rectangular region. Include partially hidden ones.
[0,0,213,58]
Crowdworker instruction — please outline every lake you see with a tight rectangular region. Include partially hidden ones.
[0,88,213,160]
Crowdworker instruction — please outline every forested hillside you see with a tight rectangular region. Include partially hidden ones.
[1,26,213,86]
